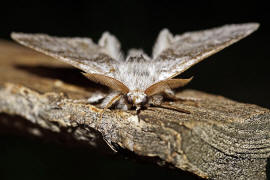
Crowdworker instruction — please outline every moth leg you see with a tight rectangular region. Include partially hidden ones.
[149,94,191,114]
[115,97,131,110]
[99,93,122,121]
[87,91,107,104]
[164,89,200,102]
[100,91,120,108]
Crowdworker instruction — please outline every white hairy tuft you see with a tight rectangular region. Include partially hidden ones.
[152,28,173,59]
[98,32,124,61]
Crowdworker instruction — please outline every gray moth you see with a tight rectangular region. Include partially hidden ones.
[11,23,259,115]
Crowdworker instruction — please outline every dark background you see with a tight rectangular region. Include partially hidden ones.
[0,1,269,180]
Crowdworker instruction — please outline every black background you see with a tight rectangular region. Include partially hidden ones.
[0,1,269,180]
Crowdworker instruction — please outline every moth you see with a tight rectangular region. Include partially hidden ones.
[11,23,259,115]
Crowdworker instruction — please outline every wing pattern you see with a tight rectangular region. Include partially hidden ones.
[153,23,259,79]
[11,23,259,94]
[11,32,121,77]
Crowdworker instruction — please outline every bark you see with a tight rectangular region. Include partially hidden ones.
[0,40,270,179]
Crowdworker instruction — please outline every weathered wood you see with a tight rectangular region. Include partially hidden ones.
[0,40,269,179]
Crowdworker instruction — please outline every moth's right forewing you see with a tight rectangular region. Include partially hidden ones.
[11,33,118,76]
[83,73,129,94]
[153,23,260,80]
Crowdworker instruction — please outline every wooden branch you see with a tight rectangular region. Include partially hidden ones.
[0,40,270,179]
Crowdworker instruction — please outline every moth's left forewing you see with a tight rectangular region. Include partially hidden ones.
[153,23,260,80]
[11,32,120,78]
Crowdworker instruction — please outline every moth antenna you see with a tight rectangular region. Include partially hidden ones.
[82,73,130,94]
[145,77,193,96]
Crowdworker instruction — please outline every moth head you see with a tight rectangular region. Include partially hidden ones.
[126,91,148,106]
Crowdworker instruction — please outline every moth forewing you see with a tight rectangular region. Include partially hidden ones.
[11,32,120,76]
[153,23,260,80]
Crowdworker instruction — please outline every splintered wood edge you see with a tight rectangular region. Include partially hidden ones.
[1,82,270,179]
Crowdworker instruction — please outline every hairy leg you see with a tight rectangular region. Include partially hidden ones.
[100,91,121,108]
[116,97,131,110]
[99,91,122,120]
[87,91,107,104]
[59,91,107,104]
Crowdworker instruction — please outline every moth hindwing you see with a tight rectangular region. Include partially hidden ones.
[11,23,259,113]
